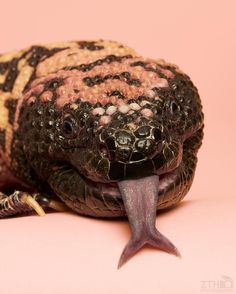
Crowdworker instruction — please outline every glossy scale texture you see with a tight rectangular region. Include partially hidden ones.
[0,39,203,267]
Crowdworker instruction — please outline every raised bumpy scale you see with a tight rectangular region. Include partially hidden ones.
[0,40,204,267]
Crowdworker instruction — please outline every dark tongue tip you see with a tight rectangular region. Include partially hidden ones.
[117,175,181,269]
[117,229,181,269]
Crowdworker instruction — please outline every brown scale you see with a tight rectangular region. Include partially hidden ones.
[0,40,204,269]
[0,40,136,157]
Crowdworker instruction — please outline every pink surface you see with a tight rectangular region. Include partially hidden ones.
[1,0,236,293]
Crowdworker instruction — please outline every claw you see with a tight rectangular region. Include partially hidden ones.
[48,200,68,212]
[21,193,46,216]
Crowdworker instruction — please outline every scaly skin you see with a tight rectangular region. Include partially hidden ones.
[0,40,204,267]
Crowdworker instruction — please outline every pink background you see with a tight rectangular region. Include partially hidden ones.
[0,0,236,293]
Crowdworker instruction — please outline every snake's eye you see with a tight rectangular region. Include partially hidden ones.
[170,101,179,114]
[62,116,77,138]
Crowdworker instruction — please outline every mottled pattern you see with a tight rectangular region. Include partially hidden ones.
[0,40,204,219]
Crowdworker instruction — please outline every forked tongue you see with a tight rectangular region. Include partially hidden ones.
[117,175,180,268]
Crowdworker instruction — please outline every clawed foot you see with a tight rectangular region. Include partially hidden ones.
[0,191,67,218]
